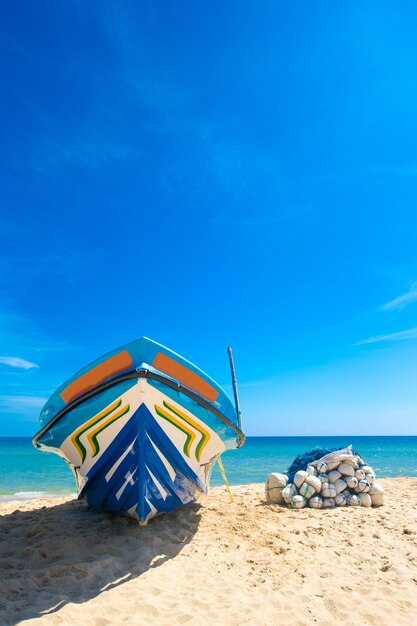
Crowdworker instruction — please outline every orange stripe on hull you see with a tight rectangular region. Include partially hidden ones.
[60,350,133,405]
[152,352,219,403]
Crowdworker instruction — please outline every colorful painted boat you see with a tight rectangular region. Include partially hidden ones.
[33,338,244,524]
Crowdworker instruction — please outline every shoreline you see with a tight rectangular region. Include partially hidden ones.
[1,473,417,503]
[0,491,77,503]
[1,473,417,502]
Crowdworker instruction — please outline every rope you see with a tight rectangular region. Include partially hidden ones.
[217,456,234,503]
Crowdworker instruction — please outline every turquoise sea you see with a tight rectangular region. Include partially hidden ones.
[1,436,416,497]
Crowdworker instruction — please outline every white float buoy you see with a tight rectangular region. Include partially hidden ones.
[345,476,358,489]
[291,494,307,509]
[328,470,342,484]
[358,493,372,507]
[309,495,323,509]
[294,470,308,488]
[265,473,288,503]
[338,463,355,477]
[282,483,297,503]
[369,483,384,506]
[355,480,370,493]
[321,482,337,498]
[305,475,322,493]
[370,492,384,506]
[334,478,347,494]
[335,493,347,506]
[347,494,360,506]
[299,482,316,499]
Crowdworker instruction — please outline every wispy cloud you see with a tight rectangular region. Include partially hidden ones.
[380,282,417,312]
[0,356,39,369]
[222,379,270,392]
[357,328,417,345]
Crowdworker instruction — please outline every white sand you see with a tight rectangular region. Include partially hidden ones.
[1,478,417,625]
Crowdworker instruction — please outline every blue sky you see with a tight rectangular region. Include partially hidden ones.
[1,1,417,436]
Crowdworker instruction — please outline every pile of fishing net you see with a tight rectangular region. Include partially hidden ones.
[265,446,384,509]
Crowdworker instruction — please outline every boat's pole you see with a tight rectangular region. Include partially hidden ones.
[228,346,242,431]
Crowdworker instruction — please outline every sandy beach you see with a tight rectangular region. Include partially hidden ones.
[1,478,416,626]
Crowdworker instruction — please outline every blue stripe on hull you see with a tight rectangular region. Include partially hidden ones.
[80,403,207,522]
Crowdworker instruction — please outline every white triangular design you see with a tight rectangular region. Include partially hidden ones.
[146,464,168,500]
[105,437,137,482]
[115,468,137,501]
[145,496,158,522]
[126,504,139,521]
[146,433,176,482]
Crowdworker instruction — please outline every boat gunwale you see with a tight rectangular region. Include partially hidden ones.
[32,368,245,450]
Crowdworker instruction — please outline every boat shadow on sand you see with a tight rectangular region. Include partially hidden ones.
[0,497,201,625]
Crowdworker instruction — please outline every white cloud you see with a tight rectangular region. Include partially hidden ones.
[357,328,417,345]
[380,282,417,312]
[224,380,270,389]
[0,356,39,369]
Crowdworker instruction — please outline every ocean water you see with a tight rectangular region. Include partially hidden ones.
[1,436,416,498]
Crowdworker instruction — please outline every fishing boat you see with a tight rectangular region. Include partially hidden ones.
[33,337,244,524]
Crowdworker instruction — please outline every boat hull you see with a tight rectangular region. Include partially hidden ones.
[34,339,243,523]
